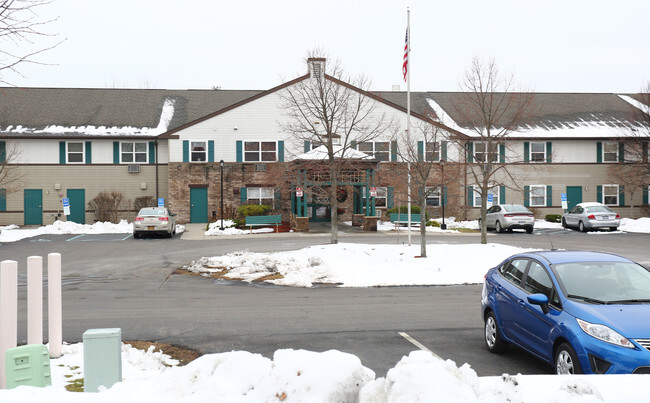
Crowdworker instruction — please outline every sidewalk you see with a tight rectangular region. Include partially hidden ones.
[179,221,365,240]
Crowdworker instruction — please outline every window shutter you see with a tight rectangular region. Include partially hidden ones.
[240,187,247,204]
[85,141,92,164]
[500,186,506,204]
[208,140,214,162]
[643,185,649,206]
[417,141,424,162]
[618,142,625,162]
[351,140,357,149]
[597,185,603,203]
[467,142,474,163]
[443,186,448,206]
[441,141,448,161]
[113,141,120,164]
[391,141,398,162]
[149,141,156,164]
[274,187,282,209]
[546,185,552,207]
[643,143,648,162]
[499,143,505,163]
[0,141,5,163]
[467,186,474,206]
[619,185,625,206]
[596,142,602,163]
[183,140,189,162]
[523,142,530,163]
[278,141,284,162]
[524,185,530,207]
[304,140,310,153]
[0,188,6,211]
[59,141,66,164]
[546,142,552,163]
[387,187,394,208]
[236,140,243,162]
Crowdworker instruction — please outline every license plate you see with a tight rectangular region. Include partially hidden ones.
[518,221,526,224]
[148,226,155,230]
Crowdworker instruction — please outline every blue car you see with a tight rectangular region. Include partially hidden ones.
[481,250,650,374]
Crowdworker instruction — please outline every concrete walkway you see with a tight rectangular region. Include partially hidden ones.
[179,221,368,240]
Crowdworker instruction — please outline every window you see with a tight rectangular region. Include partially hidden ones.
[426,186,441,206]
[67,142,84,163]
[121,142,147,163]
[358,141,390,161]
[247,187,274,205]
[245,141,277,162]
[603,142,618,162]
[529,185,547,207]
[362,186,388,207]
[524,262,553,298]
[603,184,619,205]
[530,142,546,162]
[474,142,498,163]
[426,142,440,162]
[473,185,500,207]
[499,259,528,286]
[190,141,207,162]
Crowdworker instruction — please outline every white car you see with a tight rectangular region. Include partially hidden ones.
[561,202,620,232]
[483,204,535,233]
[133,207,177,238]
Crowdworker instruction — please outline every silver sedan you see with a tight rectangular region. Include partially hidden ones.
[483,204,535,233]
[561,202,620,232]
[133,207,177,238]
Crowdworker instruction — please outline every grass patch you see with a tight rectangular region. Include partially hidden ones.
[124,341,201,366]
[174,268,284,283]
[64,377,84,392]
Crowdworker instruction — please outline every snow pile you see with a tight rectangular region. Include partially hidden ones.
[204,219,274,236]
[620,217,650,233]
[0,220,133,242]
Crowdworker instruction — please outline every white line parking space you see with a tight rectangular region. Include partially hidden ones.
[398,332,442,359]
[66,234,132,242]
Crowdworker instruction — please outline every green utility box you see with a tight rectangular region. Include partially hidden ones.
[83,328,122,393]
[4,344,52,389]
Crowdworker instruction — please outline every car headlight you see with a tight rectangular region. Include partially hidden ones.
[576,318,634,349]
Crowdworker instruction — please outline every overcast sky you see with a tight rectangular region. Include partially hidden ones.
[5,0,650,93]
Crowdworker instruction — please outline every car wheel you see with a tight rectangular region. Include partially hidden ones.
[133,232,139,239]
[609,227,618,232]
[525,226,534,234]
[578,221,587,232]
[484,311,508,353]
[561,218,567,229]
[555,343,582,375]
[495,221,504,233]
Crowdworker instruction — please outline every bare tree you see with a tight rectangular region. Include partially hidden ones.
[1,0,60,85]
[0,141,23,194]
[452,57,536,244]
[279,51,395,244]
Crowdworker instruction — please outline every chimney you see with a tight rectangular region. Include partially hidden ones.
[308,57,326,79]
[392,85,401,91]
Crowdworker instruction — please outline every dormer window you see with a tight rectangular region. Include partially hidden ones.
[308,57,326,80]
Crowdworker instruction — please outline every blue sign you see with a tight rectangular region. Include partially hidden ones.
[561,193,567,202]
[487,194,494,203]
[158,198,164,207]
[62,198,70,207]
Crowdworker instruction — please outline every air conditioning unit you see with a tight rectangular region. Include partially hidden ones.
[254,163,267,172]
[127,164,140,173]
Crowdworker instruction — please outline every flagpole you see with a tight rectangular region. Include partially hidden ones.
[406,7,412,246]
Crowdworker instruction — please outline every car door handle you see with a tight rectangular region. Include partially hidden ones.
[518,299,526,307]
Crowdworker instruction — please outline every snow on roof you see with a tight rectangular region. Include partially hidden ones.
[2,97,176,137]
[295,145,374,160]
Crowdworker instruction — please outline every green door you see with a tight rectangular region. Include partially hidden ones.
[566,186,582,211]
[24,189,43,225]
[190,187,208,223]
[67,189,85,224]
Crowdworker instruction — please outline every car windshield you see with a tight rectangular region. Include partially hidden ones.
[555,261,650,304]
[585,206,613,213]
[503,205,530,213]
[139,208,166,216]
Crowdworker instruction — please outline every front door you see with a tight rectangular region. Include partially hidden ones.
[24,189,43,225]
[189,187,208,223]
[67,189,85,224]
[566,186,582,211]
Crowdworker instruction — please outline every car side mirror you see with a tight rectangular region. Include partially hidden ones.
[528,293,550,314]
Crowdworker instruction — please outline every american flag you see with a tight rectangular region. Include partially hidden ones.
[402,28,409,82]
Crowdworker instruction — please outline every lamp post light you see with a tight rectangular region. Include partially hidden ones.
[440,159,446,230]
[219,160,225,231]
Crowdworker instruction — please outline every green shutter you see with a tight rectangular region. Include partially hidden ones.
[523,142,530,163]
[59,141,66,164]
[546,185,552,207]
[643,143,648,162]
[183,140,189,162]
[351,140,357,149]
[618,142,625,162]
[467,186,474,206]
[0,188,6,211]
[278,141,284,162]
[240,187,247,204]
[113,141,120,164]
[596,142,602,163]
[85,141,92,164]
[467,142,474,163]
[441,141,448,161]
[391,141,398,162]
[500,186,506,204]
[236,141,243,162]
[274,187,281,209]
[0,141,5,163]
[499,143,505,163]
[149,141,156,164]
[524,185,530,207]
[546,142,552,163]
[208,140,214,162]
[417,141,424,161]
[643,185,649,206]
[619,185,625,206]
[387,187,394,208]
[443,186,448,206]
[597,185,603,203]
[304,140,310,153]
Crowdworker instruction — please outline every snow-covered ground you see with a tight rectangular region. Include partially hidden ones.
[1,218,650,401]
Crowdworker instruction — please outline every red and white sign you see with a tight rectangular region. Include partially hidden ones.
[370,187,377,197]
[296,187,303,197]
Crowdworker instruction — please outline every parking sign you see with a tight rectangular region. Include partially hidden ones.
[487,193,494,209]
[62,197,71,216]
[158,198,165,207]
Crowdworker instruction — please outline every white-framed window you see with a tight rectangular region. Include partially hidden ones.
[426,186,441,206]
[121,142,148,163]
[474,142,498,163]
[602,184,619,206]
[425,141,440,162]
[473,185,500,207]
[190,141,207,162]
[66,142,85,163]
[245,141,277,162]
[362,186,388,207]
[603,142,618,163]
[529,185,547,207]
[247,187,274,205]
[358,141,390,161]
[530,142,546,162]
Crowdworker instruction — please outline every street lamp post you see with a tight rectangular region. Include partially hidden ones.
[219,160,225,230]
[440,159,446,230]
